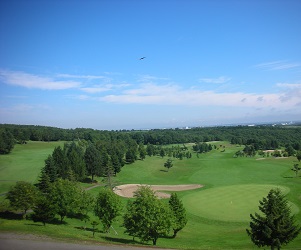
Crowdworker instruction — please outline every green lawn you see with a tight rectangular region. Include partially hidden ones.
[1,141,300,249]
[183,184,296,222]
[0,141,64,194]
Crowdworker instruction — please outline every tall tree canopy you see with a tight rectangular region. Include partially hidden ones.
[84,144,102,181]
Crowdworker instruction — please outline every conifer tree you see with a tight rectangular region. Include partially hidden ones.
[247,189,300,250]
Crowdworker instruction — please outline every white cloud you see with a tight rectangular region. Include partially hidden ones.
[0,69,81,90]
[276,81,301,103]
[276,82,301,89]
[255,60,300,70]
[57,73,107,80]
[80,83,131,94]
[100,83,297,111]
[80,85,114,94]
[199,76,231,84]
[137,74,170,83]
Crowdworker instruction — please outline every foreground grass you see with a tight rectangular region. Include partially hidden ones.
[1,141,301,249]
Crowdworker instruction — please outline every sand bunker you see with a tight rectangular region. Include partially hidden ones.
[113,184,203,198]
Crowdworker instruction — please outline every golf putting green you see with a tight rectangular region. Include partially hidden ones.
[183,184,298,222]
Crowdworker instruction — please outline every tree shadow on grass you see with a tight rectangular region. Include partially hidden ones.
[160,169,168,172]
[0,211,23,220]
[24,223,44,227]
[161,234,174,239]
[47,218,68,225]
[74,226,103,233]
[101,235,150,246]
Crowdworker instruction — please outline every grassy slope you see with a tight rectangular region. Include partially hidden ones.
[0,141,64,194]
[0,141,300,249]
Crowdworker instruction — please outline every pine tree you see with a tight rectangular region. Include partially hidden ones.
[44,155,58,182]
[247,189,300,250]
[38,168,51,194]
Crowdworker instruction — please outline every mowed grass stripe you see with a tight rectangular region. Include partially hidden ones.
[183,184,297,222]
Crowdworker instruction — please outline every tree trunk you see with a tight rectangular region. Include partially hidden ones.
[23,209,27,219]
[173,229,179,238]
[152,238,157,245]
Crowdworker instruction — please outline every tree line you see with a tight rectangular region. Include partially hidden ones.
[40,140,202,184]
[1,123,301,154]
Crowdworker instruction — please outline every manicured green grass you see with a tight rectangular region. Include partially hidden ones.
[183,184,296,222]
[1,141,300,249]
[0,141,64,194]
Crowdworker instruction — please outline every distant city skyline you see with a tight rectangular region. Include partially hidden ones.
[1,0,300,130]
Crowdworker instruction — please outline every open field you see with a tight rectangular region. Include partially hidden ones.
[1,141,301,249]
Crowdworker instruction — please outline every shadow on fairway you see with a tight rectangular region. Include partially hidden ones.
[0,211,23,220]
[24,223,44,227]
[75,226,103,233]
[101,236,150,246]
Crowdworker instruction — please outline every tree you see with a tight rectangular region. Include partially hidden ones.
[246,189,300,250]
[146,143,155,156]
[77,190,94,229]
[160,148,166,158]
[6,181,37,218]
[169,193,187,238]
[125,149,136,163]
[65,142,86,181]
[164,158,173,172]
[296,151,301,162]
[49,179,81,223]
[123,186,172,245]
[91,221,99,237]
[291,164,301,177]
[138,143,146,160]
[32,192,56,226]
[43,155,58,182]
[285,144,295,157]
[37,168,52,194]
[84,144,101,182]
[94,188,121,232]
[104,158,115,189]
[111,151,122,175]
[0,129,14,154]
[52,146,69,179]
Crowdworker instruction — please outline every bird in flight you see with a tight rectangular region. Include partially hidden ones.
[139,57,146,60]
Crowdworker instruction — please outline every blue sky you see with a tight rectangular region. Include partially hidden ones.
[0,0,301,130]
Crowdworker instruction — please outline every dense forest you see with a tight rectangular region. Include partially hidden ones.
[1,123,301,150]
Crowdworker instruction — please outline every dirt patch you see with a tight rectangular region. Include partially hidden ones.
[113,184,203,198]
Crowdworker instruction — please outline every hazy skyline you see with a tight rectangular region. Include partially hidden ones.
[1,0,301,130]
